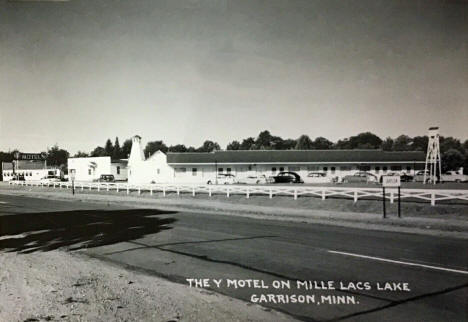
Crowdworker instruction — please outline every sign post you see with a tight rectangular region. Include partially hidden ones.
[382,175,402,218]
[70,171,76,195]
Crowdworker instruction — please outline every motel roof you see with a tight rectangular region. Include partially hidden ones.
[166,150,426,164]
[1,161,50,170]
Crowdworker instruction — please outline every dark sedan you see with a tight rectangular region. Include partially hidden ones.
[272,171,304,184]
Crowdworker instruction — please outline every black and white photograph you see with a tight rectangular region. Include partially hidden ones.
[1,0,467,321]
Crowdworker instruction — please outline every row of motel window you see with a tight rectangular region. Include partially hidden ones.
[173,166,414,176]
[3,171,35,176]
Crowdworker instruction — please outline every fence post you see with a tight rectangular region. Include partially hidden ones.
[127,184,129,195]
[163,186,166,197]
[138,187,141,195]
[150,187,153,195]
[353,191,358,203]
[322,190,326,200]
[107,184,109,191]
[390,191,394,204]
[81,184,84,191]
[176,186,180,196]
[294,189,297,200]
[227,187,230,198]
[192,186,195,197]
[97,185,100,192]
[431,192,435,206]
[116,185,119,192]
[246,188,250,199]
[209,186,212,197]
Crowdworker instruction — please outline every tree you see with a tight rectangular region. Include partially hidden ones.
[442,149,464,172]
[334,138,352,149]
[168,144,188,152]
[411,136,428,152]
[90,146,106,157]
[240,137,255,150]
[381,137,394,151]
[104,139,114,156]
[73,151,89,157]
[440,137,463,154]
[144,140,168,156]
[112,137,121,160]
[197,140,220,152]
[392,135,412,151]
[349,132,382,149]
[226,140,241,150]
[121,139,132,158]
[46,144,69,167]
[255,130,279,150]
[295,135,314,150]
[312,137,333,149]
[280,139,297,150]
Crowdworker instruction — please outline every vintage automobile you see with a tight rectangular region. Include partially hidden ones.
[414,170,432,183]
[96,174,115,183]
[303,172,334,184]
[342,171,378,183]
[236,174,271,185]
[272,171,304,184]
[440,171,468,183]
[207,173,236,185]
[40,175,61,184]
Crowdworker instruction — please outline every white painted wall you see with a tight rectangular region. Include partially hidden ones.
[68,157,112,182]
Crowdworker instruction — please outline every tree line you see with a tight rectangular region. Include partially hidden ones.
[1,130,467,172]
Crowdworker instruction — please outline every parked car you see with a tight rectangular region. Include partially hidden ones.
[272,172,304,184]
[414,170,433,183]
[440,171,468,183]
[342,172,378,183]
[12,174,25,181]
[303,172,334,184]
[97,174,115,183]
[40,175,61,184]
[236,174,271,185]
[207,173,236,185]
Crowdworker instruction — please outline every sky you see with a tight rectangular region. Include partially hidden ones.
[1,0,467,154]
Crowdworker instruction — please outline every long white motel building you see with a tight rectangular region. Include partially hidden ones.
[1,160,60,181]
[127,136,426,185]
[67,156,128,182]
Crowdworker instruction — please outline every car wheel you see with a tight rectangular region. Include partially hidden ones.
[256,180,260,184]
[455,179,461,183]
[207,180,212,185]
[343,179,348,183]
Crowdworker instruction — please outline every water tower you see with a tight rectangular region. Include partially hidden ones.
[423,127,442,184]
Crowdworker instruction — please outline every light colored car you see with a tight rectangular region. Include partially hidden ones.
[237,174,271,185]
[441,171,468,183]
[303,172,334,184]
[40,175,61,184]
[207,173,236,185]
[342,171,378,184]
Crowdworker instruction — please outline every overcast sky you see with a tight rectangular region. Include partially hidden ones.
[1,0,467,154]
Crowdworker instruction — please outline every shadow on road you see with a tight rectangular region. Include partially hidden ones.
[0,209,177,253]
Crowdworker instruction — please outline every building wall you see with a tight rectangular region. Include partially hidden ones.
[110,162,128,181]
[2,169,59,181]
[68,157,112,182]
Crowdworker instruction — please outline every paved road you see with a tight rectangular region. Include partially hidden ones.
[0,194,467,321]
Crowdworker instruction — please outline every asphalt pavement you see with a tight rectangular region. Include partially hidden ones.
[0,193,466,321]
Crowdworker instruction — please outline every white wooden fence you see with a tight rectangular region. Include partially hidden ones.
[7,180,468,206]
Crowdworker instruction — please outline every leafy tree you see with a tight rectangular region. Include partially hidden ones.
[240,137,255,150]
[197,140,220,152]
[168,144,188,152]
[440,137,462,154]
[312,137,333,149]
[187,146,197,152]
[349,132,382,149]
[280,139,297,150]
[121,139,132,158]
[104,139,114,156]
[226,140,241,150]
[144,140,168,156]
[334,138,352,149]
[90,146,106,157]
[441,149,464,172]
[392,135,412,151]
[411,136,428,152]
[112,137,122,159]
[46,144,69,167]
[255,130,275,149]
[295,135,314,150]
[381,137,394,151]
[73,151,89,157]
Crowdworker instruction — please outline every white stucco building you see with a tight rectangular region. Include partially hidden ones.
[1,161,60,181]
[68,156,127,182]
[128,135,426,184]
